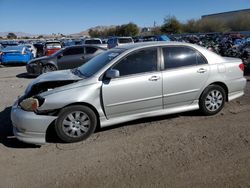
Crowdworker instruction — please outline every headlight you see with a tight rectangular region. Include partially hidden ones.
[19,96,44,111]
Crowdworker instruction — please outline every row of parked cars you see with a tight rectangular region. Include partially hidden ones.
[1,33,250,74]
[0,37,138,76]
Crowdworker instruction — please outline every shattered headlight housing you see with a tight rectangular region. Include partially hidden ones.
[19,96,45,112]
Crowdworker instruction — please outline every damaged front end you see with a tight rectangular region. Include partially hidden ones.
[18,80,78,114]
[18,69,83,114]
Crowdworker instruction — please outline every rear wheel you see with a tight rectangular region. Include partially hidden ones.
[42,64,57,73]
[199,85,226,115]
[55,105,97,143]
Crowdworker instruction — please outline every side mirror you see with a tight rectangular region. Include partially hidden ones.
[105,69,120,79]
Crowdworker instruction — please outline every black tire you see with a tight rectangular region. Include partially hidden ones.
[199,85,226,116]
[55,105,97,143]
[42,64,57,73]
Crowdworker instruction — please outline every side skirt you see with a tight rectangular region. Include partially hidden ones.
[100,100,199,128]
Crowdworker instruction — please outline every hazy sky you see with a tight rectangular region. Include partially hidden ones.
[0,0,249,34]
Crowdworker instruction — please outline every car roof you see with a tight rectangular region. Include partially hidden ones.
[115,41,206,50]
[116,41,225,64]
[64,44,107,50]
[85,38,101,41]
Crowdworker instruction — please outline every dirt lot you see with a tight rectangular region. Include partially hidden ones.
[0,66,249,188]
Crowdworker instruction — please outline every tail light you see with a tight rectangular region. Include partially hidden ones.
[239,63,244,71]
[22,51,27,55]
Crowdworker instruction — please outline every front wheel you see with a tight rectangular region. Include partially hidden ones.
[199,85,226,116]
[55,105,97,143]
[42,64,57,73]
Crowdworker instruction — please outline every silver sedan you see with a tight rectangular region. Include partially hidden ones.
[11,42,246,144]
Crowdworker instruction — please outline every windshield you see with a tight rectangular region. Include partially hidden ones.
[78,49,125,77]
[46,43,61,49]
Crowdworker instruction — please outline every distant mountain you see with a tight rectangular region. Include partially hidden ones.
[71,25,117,36]
[0,32,35,37]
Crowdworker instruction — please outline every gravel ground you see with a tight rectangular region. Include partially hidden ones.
[0,66,250,188]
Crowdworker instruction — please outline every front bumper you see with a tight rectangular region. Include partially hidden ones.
[26,63,41,76]
[11,101,57,145]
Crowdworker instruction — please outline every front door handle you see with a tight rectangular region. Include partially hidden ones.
[197,68,207,73]
[149,75,160,81]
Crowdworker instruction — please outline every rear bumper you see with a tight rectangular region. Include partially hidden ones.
[11,102,57,145]
[227,77,247,101]
[2,55,31,64]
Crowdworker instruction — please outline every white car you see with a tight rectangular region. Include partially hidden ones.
[11,42,246,145]
[24,44,37,58]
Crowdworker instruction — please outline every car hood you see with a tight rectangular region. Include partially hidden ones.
[28,56,49,63]
[36,69,82,82]
[25,69,83,95]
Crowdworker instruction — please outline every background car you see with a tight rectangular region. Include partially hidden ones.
[33,43,44,57]
[83,38,107,48]
[107,37,134,48]
[0,44,3,63]
[26,45,106,75]
[24,44,37,58]
[1,45,33,64]
[44,41,62,56]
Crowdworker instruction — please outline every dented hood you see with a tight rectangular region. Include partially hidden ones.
[25,69,83,94]
[34,69,82,83]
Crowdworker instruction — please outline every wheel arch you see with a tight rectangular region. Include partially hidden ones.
[201,82,229,101]
[45,102,100,143]
[61,102,100,128]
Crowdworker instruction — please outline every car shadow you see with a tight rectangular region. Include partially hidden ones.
[0,107,204,146]
[46,110,203,144]
[16,72,36,79]
[0,64,26,68]
[0,107,40,148]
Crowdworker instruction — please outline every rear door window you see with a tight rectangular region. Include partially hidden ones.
[162,46,206,69]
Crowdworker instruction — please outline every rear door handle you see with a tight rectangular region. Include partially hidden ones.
[149,75,160,81]
[197,68,207,73]
[80,56,85,60]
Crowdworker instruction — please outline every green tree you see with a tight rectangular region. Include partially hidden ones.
[182,19,199,33]
[119,22,139,36]
[7,32,17,39]
[89,29,101,38]
[161,16,182,34]
[151,27,163,35]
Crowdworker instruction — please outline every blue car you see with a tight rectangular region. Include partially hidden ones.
[0,45,3,63]
[1,46,33,64]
